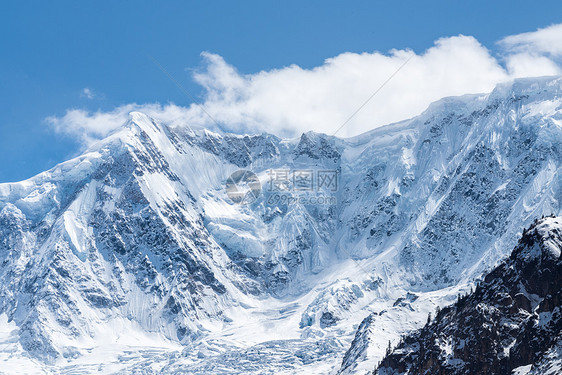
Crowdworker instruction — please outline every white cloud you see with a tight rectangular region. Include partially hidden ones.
[499,23,562,57]
[49,25,562,144]
[46,103,194,145]
[503,52,560,79]
[189,36,510,137]
[499,24,562,78]
[81,88,95,99]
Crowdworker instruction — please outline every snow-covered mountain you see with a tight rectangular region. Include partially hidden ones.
[0,76,561,374]
[374,215,562,375]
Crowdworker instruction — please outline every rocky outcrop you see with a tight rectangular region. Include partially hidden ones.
[374,216,562,375]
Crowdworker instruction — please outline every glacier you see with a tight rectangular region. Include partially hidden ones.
[0,76,561,373]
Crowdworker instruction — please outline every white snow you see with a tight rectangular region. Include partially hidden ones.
[1,77,562,374]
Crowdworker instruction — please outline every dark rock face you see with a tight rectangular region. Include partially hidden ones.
[293,132,341,164]
[320,311,339,328]
[374,216,562,375]
[191,131,281,168]
[339,314,377,373]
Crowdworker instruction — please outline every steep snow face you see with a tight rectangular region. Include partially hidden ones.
[0,118,240,362]
[341,78,562,287]
[336,77,562,373]
[0,77,562,373]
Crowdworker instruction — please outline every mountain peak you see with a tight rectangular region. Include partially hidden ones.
[489,75,562,100]
[2,76,562,373]
[518,215,562,261]
[123,111,165,137]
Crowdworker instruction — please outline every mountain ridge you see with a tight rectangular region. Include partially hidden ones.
[0,76,561,373]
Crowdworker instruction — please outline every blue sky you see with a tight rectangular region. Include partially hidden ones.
[1,1,562,183]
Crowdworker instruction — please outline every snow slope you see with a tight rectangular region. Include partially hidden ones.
[0,77,561,373]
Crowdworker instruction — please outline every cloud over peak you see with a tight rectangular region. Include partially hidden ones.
[49,25,562,145]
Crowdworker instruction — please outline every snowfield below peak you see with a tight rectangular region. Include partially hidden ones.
[0,77,562,373]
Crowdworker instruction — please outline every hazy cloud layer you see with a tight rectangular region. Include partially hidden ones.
[48,25,562,144]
